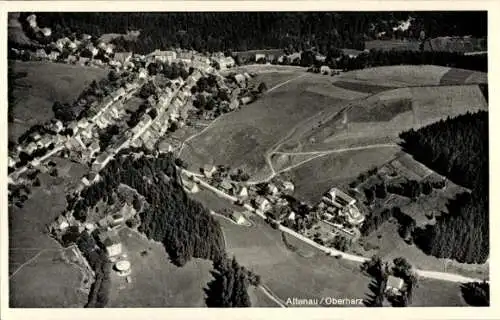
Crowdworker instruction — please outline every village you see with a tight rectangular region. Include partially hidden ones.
[182,163,366,253]
[7,14,282,283]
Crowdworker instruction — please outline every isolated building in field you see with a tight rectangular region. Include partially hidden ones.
[385,275,404,296]
[182,177,200,194]
[231,211,246,225]
[114,259,131,276]
[281,181,295,193]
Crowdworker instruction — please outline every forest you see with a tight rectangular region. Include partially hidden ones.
[67,151,226,267]
[205,255,259,307]
[399,111,489,263]
[27,12,486,54]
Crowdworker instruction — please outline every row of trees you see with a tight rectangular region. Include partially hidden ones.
[205,255,256,307]
[460,281,490,306]
[400,111,489,263]
[328,49,487,73]
[364,178,445,205]
[76,232,112,308]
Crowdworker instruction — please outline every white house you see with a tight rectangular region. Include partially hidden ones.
[231,211,247,225]
[238,186,249,199]
[268,183,279,196]
[202,164,217,178]
[282,181,295,192]
[385,275,405,296]
[255,196,271,212]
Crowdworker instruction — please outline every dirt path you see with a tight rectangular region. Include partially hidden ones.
[177,73,308,159]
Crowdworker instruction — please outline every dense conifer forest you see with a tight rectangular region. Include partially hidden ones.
[399,111,489,263]
[205,256,253,307]
[29,12,486,53]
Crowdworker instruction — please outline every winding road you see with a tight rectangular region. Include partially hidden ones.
[182,168,488,285]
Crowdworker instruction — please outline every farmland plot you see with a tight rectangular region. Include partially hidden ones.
[336,65,451,87]
[181,77,345,176]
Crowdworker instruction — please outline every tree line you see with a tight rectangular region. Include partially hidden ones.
[205,255,260,307]
[400,111,489,263]
[27,12,486,55]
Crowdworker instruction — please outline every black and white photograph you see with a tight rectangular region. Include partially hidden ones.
[3,4,493,315]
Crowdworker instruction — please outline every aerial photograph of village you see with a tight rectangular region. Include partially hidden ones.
[6,10,489,309]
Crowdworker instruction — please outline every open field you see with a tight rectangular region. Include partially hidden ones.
[225,64,306,75]
[181,73,346,176]
[182,65,487,187]
[107,227,214,307]
[9,158,89,307]
[335,65,452,87]
[250,71,305,90]
[286,146,401,205]
[411,278,467,306]
[282,84,486,154]
[218,217,370,307]
[10,250,88,308]
[9,60,107,141]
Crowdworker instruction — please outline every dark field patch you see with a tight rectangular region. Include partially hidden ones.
[349,98,413,123]
[333,80,396,94]
[440,68,474,85]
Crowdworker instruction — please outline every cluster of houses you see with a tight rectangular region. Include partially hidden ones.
[51,196,137,278]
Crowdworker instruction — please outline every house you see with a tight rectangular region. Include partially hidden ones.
[151,50,177,64]
[25,142,37,154]
[255,53,266,61]
[8,156,16,168]
[88,171,100,183]
[114,51,132,65]
[385,275,405,296]
[255,196,271,212]
[183,178,200,194]
[202,164,217,178]
[240,96,254,105]
[48,51,60,61]
[35,48,47,59]
[287,211,296,221]
[53,120,64,132]
[231,211,247,225]
[233,74,246,86]
[98,230,122,257]
[56,216,69,231]
[267,183,279,196]
[281,181,295,193]
[237,186,249,199]
[320,65,331,75]
[81,177,91,186]
[220,180,233,194]
[324,187,356,207]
